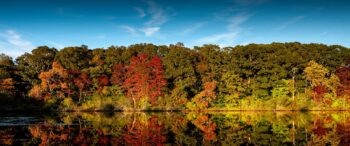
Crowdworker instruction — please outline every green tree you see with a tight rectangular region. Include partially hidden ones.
[162,45,201,104]
[16,46,57,85]
[0,53,14,79]
[217,71,245,108]
[54,45,90,70]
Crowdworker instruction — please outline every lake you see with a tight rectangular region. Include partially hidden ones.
[0,112,349,145]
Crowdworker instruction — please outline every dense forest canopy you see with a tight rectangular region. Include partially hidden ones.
[0,42,349,111]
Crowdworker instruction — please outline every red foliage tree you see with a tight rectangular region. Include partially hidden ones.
[124,54,167,107]
[110,64,126,86]
[124,54,150,107]
[96,75,109,93]
[336,66,350,98]
[192,81,217,108]
[312,85,328,103]
[148,56,167,102]
[73,72,91,101]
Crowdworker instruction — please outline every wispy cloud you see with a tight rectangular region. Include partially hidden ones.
[123,0,168,37]
[133,7,146,18]
[121,25,160,37]
[195,12,251,47]
[144,0,168,26]
[121,25,138,36]
[49,41,64,49]
[195,32,239,46]
[276,16,305,30]
[1,30,33,50]
[179,22,206,35]
[140,27,160,37]
[227,13,250,31]
[0,30,34,57]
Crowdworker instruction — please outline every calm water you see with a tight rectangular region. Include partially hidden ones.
[0,112,350,145]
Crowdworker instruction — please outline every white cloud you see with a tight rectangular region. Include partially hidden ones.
[276,16,305,30]
[195,13,250,46]
[122,1,168,38]
[0,30,34,57]
[121,25,160,37]
[1,30,33,50]
[121,25,138,36]
[134,7,146,18]
[140,27,160,37]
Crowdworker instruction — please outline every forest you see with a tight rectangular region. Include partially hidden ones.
[0,42,349,111]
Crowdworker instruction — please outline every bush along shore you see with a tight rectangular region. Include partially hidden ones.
[0,42,350,112]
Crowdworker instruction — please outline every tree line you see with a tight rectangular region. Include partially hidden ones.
[0,42,349,111]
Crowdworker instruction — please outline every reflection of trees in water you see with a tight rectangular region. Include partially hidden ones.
[123,116,166,146]
[1,112,350,145]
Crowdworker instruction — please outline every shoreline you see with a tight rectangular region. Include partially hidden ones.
[2,106,350,113]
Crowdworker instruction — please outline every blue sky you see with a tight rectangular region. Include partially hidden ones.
[0,0,349,57]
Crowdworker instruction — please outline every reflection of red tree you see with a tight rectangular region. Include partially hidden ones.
[25,120,165,145]
[123,122,144,146]
[312,119,328,138]
[29,125,73,146]
[123,116,166,146]
[193,115,217,142]
[336,123,350,145]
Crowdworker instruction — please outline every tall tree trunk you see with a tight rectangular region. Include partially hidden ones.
[132,97,136,110]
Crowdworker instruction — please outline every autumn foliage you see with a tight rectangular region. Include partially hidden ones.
[110,64,126,86]
[73,72,91,100]
[124,54,167,106]
[0,78,15,95]
[189,81,217,108]
[29,62,69,101]
[336,66,350,98]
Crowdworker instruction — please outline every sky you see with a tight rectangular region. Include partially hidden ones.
[0,0,350,57]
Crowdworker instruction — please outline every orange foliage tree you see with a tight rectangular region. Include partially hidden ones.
[193,115,217,142]
[188,81,217,109]
[29,62,69,101]
[0,78,15,95]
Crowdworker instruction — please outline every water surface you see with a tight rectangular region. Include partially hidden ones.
[1,112,350,145]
